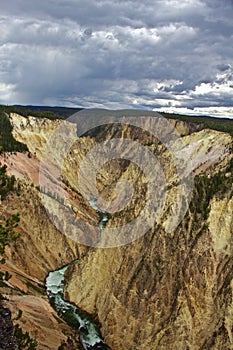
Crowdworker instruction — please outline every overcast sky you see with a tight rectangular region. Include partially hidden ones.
[0,0,233,117]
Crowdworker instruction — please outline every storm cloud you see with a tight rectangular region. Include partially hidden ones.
[0,0,233,117]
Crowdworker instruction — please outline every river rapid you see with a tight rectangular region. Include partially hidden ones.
[46,263,111,350]
[45,199,111,349]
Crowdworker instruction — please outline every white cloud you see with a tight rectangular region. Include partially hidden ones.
[154,106,233,119]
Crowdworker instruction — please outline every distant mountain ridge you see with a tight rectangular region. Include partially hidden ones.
[13,105,83,119]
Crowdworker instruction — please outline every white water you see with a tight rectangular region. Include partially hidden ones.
[45,199,111,349]
[89,199,109,230]
[46,263,110,349]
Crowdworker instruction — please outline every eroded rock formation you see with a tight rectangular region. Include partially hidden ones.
[0,111,232,349]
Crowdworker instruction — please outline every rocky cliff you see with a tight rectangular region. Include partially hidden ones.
[0,114,86,349]
[66,191,233,349]
[0,111,233,349]
[63,116,233,349]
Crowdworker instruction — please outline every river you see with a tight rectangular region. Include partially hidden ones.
[45,199,111,349]
[46,263,111,350]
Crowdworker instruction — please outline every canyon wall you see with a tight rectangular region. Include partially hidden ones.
[1,111,233,349]
[1,113,86,349]
[63,117,233,349]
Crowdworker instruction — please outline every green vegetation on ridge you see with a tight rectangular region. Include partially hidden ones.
[0,112,28,152]
[0,104,62,120]
[161,112,233,136]
[0,164,17,200]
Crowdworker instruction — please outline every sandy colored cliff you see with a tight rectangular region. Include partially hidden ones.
[1,111,232,349]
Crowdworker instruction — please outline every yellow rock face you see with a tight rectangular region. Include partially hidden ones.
[63,124,233,349]
[209,197,233,255]
[9,113,64,158]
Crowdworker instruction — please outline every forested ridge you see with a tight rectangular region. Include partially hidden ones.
[161,112,233,136]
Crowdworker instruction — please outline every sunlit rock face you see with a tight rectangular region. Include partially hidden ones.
[9,113,65,159]
[1,111,233,349]
[63,123,233,349]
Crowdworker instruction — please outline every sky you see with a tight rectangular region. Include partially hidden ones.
[0,0,233,117]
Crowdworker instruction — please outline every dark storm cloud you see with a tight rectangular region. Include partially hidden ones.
[0,0,232,117]
[217,64,231,72]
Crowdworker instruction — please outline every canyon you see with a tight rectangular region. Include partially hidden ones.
[0,110,233,349]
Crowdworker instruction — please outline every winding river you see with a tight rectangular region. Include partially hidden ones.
[45,200,111,350]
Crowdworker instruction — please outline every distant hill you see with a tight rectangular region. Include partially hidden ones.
[13,105,83,119]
